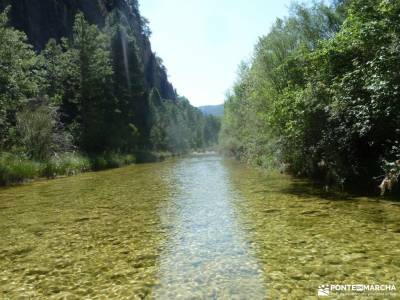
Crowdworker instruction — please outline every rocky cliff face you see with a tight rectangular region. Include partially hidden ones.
[0,0,176,100]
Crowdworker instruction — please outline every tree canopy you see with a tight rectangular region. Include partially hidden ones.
[0,6,220,166]
[220,0,400,193]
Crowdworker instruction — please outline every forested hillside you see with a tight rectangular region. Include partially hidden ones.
[220,0,400,194]
[0,0,220,185]
[199,105,224,117]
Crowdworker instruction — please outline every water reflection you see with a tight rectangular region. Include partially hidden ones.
[154,155,266,299]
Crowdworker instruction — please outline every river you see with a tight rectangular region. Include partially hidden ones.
[0,155,399,299]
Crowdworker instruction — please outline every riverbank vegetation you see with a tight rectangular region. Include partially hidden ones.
[220,0,400,194]
[0,4,220,186]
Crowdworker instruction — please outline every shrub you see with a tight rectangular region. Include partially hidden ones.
[0,153,40,185]
[0,151,135,186]
[90,153,136,171]
[16,99,73,161]
[41,153,90,178]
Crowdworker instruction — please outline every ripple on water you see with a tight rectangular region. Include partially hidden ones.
[152,156,266,299]
[0,156,399,299]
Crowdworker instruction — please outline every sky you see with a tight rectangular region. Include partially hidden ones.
[140,0,294,107]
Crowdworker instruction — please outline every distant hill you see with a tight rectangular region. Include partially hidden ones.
[199,104,224,117]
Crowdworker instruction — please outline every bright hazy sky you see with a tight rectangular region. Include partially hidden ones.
[140,0,293,107]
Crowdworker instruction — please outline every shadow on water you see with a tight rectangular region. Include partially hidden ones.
[258,170,400,228]
[278,173,400,203]
[279,179,356,201]
[223,158,400,298]
[1,155,399,299]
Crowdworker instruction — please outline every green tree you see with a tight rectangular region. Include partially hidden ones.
[221,0,400,191]
[71,12,114,152]
[0,7,40,148]
[105,9,148,151]
[16,98,72,161]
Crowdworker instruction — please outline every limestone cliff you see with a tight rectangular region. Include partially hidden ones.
[0,0,176,100]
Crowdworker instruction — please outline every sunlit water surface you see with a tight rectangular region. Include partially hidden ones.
[0,155,399,299]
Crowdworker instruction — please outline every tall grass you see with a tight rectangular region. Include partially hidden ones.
[0,152,137,186]
[41,153,91,178]
[0,153,41,185]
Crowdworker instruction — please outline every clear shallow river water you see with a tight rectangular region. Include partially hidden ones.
[0,155,399,299]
